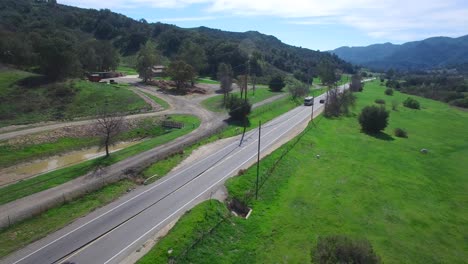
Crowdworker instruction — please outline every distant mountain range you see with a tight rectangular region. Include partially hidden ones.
[330,35,468,71]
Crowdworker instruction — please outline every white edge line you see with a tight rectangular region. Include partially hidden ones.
[103,102,316,264]
[11,97,304,264]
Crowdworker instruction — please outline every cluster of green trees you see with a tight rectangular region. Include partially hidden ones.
[384,73,468,108]
[0,0,353,83]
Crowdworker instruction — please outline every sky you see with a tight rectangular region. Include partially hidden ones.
[60,0,468,51]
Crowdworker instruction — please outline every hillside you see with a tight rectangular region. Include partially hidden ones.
[0,0,353,82]
[331,35,468,71]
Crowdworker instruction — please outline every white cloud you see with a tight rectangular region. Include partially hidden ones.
[60,0,468,40]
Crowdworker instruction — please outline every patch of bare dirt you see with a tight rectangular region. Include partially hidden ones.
[3,116,164,147]
[171,137,236,173]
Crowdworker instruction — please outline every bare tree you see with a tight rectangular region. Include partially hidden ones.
[217,63,233,105]
[96,110,125,157]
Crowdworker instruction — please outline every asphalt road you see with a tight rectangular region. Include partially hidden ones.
[1,89,333,264]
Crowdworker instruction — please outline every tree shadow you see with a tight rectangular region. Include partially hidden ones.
[16,75,51,88]
[364,131,395,141]
[227,117,251,128]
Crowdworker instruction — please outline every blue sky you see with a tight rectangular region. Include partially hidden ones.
[61,0,468,51]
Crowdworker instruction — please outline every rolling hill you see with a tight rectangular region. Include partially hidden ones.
[331,35,468,71]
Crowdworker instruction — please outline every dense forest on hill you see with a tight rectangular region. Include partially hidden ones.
[0,0,354,82]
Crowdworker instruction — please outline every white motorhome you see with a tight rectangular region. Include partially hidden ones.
[304,96,314,106]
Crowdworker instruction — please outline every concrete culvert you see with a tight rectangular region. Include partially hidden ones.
[228,199,252,219]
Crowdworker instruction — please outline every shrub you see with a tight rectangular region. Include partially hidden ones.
[403,97,420,109]
[374,99,385,104]
[358,105,389,133]
[394,128,408,138]
[385,88,394,96]
[450,98,468,108]
[312,235,381,264]
[227,95,251,121]
[269,75,286,92]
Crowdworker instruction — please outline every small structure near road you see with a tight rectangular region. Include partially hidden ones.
[152,65,166,78]
[87,72,123,82]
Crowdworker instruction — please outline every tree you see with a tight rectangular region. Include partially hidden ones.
[324,89,356,117]
[136,41,159,83]
[236,75,249,100]
[217,63,233,105]
[349,73,363,92]
[318,61,339,86]
[249,52,263,94]
[288,84,310,100]
[227,95,251,121]
[178,41,207,77]
[358,105,390,133]
[286,76,309,100]
[269,75,285,92]
[385,88,394,96]
[403,97,420,109]
[167,60,195,92]
[95,110,125,157]
[38,36,81,81]
[312,235,381,264]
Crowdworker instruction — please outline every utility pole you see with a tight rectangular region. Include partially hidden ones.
[255,120,261,199]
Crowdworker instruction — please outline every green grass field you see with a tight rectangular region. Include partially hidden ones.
[142,80,468,263]
[0,115,200,205]
[0,70,150,127]
[201,87,285,112]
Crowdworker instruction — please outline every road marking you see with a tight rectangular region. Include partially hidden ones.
[12,90,328,264]
[103,97,320,264]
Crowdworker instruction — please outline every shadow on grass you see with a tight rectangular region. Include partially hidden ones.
[227,118,251,128]
[364,131,395,141]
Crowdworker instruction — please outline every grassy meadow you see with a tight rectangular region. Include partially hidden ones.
[141,80,468,263]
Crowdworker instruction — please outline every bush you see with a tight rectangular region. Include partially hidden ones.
[269,75,286,92]
[394,128,408,138]
[450,97,468,108]
[385,88,394,96]
[312,235,381,264]
[227,95,251,121]
[403,97,420,109]
[374,99,385,104]
[358,105,389,133]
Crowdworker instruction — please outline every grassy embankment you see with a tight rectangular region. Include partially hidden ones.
[0,115,200,205]
[0,70,150,127]
[139,80,468,263]
[140,91,170,109]
[201,87,285,112]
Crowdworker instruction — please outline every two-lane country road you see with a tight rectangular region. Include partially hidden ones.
[1,89,336,264]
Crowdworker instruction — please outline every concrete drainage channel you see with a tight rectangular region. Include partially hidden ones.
[228,199,253,219]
